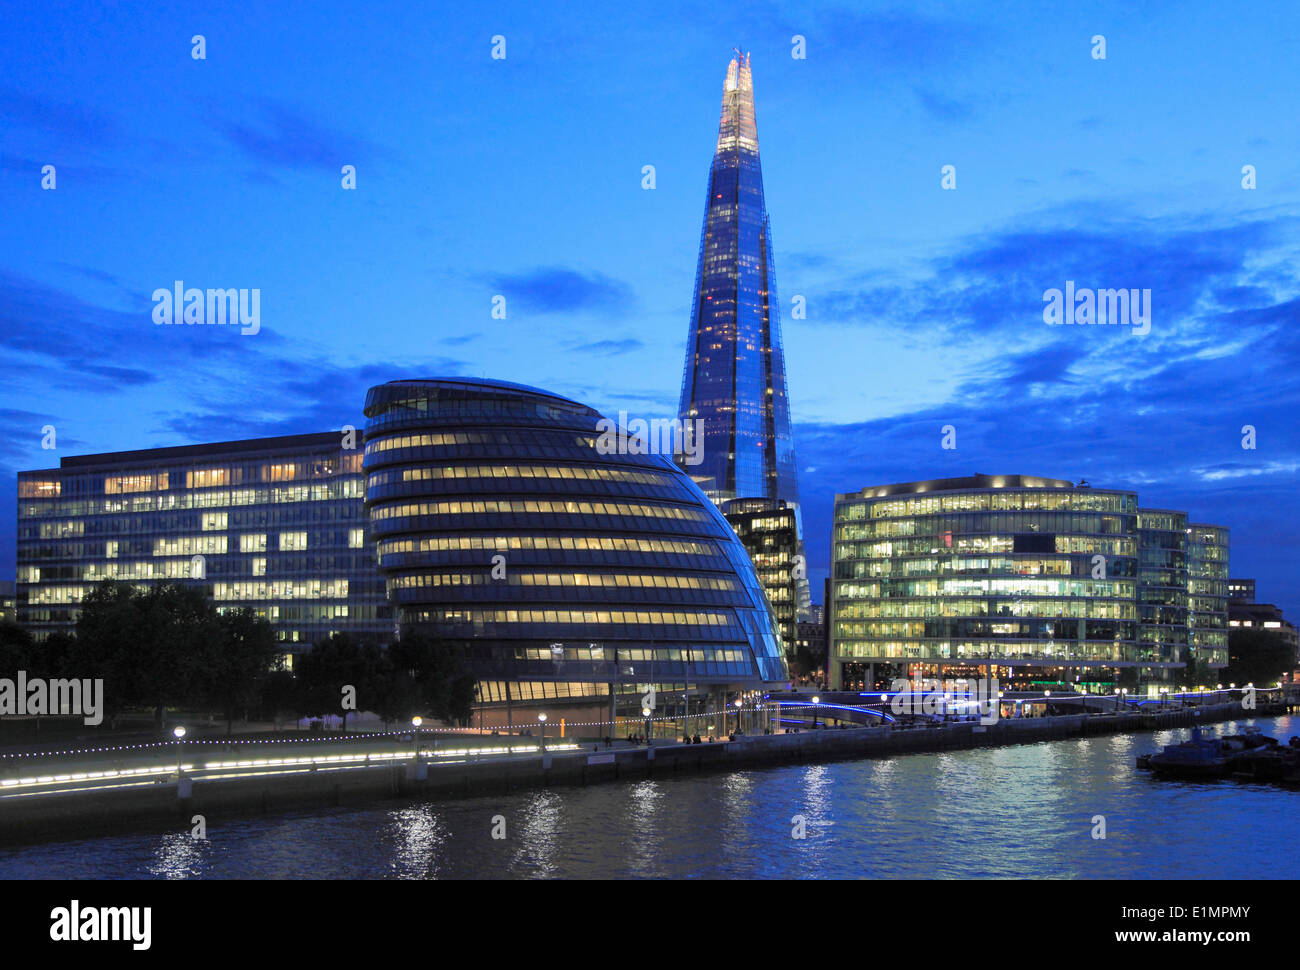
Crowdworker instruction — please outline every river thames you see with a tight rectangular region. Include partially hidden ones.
[2,713,1297,879]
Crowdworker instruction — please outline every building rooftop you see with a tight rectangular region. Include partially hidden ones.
[19,431,347,473]
[838,474,1083,501]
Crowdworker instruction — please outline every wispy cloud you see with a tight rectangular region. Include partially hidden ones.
[0,89,120,146]
[569,338,644,356]
[484,266,634,315]
[208,98,382,172]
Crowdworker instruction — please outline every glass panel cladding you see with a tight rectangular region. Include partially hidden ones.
[722,497,798,657]
[829,476,1229,689]
[1136,509,1189,665]
[362,378,790,697]
[1187,523,1230,667]
[675,53,810,618]
[16,433,393,649]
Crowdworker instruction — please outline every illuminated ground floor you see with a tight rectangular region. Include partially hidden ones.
[834,660,1222,695]
[470,680,777,740]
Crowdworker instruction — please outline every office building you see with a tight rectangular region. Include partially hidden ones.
[1136,508,1189,666]
[1187,524,1230,669]
[721,498,799,655]
[1228,578,1256,603]
[828,475,1229,691]
[16,433,392,655]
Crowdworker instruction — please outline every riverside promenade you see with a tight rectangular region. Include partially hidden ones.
[0,693,1290,846]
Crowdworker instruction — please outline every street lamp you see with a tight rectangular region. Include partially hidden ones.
[411,716,422,762]
[811,695,820,729]
[537,712,547,752]
[642,706,652,745]
[733,698,742,735]
[173,725,186,776]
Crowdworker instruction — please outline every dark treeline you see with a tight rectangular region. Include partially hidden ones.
[1225,627,1296,688]
[0,580,475,734]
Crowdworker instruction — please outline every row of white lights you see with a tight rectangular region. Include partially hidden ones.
[0,701,786,761]
[1,737,586,792]
[5,684,1283,764]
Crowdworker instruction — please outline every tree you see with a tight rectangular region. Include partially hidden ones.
[73,581,151,724]
[1177,651,1207,688]
[389,629,477,725]
[295,633,385,732]
[76,580,222,728]
[258,669,298,730]
[0,621,34,675]
[1226,628,1295,687]
[36,631,78,682]
[371,662,421,728]
[201,608,281,734]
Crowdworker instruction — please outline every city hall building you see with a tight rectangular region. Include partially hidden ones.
[828,475,1228,692]
[362,378,789,725]
[16,433,393,656]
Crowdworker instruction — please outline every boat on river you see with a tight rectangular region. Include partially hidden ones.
[1137,727,1288,779]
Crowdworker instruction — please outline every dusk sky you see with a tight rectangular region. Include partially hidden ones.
[3,1,1298,615]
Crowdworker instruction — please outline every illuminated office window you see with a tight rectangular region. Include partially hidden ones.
[279,531,308,551]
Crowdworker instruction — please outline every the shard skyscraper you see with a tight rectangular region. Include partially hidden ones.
[677,52,811,645]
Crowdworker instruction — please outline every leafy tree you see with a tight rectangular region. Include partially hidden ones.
[258,668,299,729]
[133,582,224,726]
[76,580,223,727]
[73,581,151,723]
[371,663,422,728]
[36,631,78,682]
[295,633,385,732]
[0,621,34,675]
[201,608,281,733]
[1177,651,1207,688]
[390,629,477,725]
[1226,628,1295,687]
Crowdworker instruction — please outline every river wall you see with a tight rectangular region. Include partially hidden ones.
[0,699,1285,847]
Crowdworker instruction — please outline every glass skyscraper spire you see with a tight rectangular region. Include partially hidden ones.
[677,52,810,628]
[677,51,800,509]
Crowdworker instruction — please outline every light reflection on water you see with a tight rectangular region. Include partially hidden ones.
[3,714,1297,879]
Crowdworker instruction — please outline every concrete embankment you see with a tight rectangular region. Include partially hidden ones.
[0,700,1284,847]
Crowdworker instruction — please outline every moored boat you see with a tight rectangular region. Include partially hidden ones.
[1139,727,1297,782]
[1146,734,1230,778]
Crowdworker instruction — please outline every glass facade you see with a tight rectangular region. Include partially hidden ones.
[676,52,809,619]
[1136,509,1189,665]
[830,476,1140,688]
[1187,523,1230,667]
[362,378,788,706]
[16,433,393,653]
[722,498,798,656]
[829,476,1229,689]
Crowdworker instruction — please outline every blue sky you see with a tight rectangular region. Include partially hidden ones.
[2,1,1298,615]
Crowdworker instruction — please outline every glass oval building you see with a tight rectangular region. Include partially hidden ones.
[830,475,1143,692]
[363,378,788,725]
